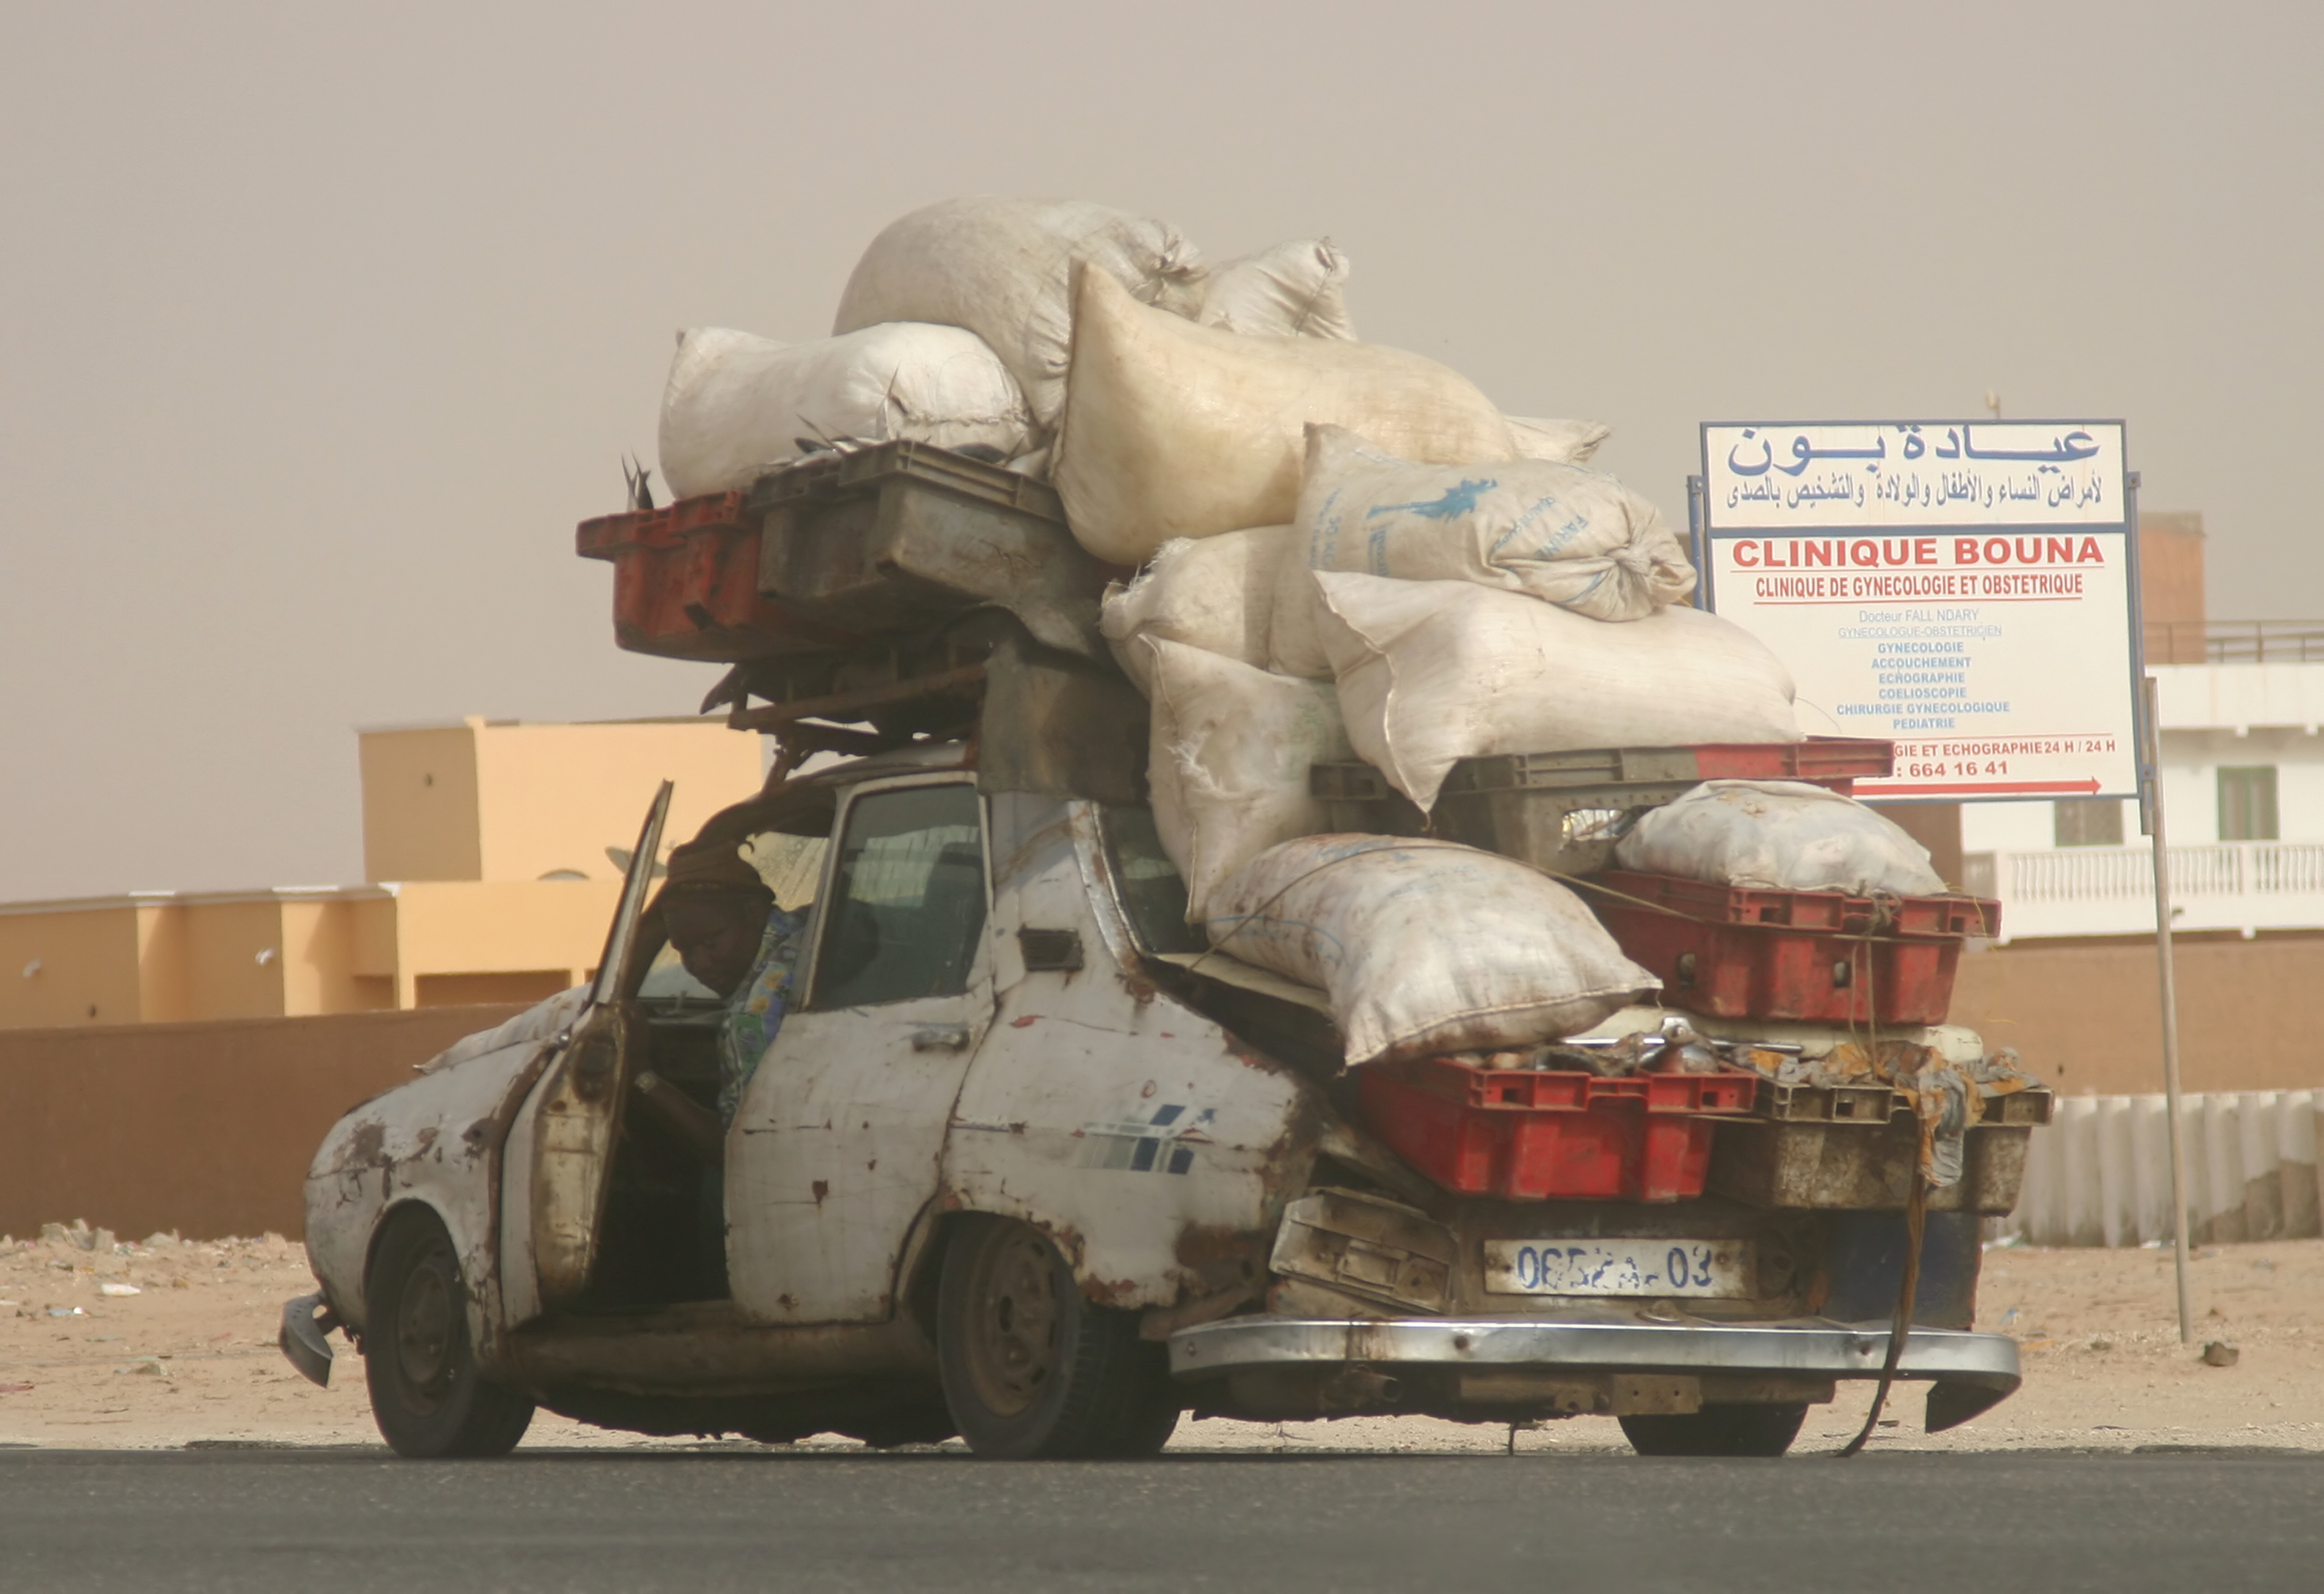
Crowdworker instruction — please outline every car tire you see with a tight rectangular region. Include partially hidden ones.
[936,1215,1180,1459]
[363,1206,535,1459]
[1618,1402,1809,1458]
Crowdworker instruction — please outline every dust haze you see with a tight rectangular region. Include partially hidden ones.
[1,1,2314,899]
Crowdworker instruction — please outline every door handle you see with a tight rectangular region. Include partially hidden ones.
[911,1024,972,1052]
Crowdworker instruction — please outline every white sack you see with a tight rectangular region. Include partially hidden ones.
[1144,641,1351,921]
[658,325,1034,499]
[1205,834,1659,1065]
[1614,779,1948,896]
[1198,239,1355,339]
[1295,425,1697,621]
[832,197,1206,431]
[1505,415,1612,465]
[1268,554,1333,679]
[1056,268,1516,564]
[1100,526,1291,694]
[1317,573,1801,810]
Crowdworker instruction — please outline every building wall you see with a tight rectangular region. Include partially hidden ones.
[1950,934,2324,1095]
[359,724,482,883]
[0,1004,529,1241]
[467,719,767,884]
[361,717,768,886]
[0,904,146,1027]
[2138,510,2206,649]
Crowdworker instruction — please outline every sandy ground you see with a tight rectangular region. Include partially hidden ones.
[4,1222,2320,1455]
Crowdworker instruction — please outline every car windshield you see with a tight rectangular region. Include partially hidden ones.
[1099,806,1204,955]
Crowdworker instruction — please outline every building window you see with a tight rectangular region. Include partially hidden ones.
[2054,798,2125,847]
[2217,766,2279,842]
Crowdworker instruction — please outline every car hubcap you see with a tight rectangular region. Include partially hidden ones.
[964,1230,1061,1417]
[395,1247,457,1413]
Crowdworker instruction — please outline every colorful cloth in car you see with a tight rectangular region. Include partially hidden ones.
[718,904,809,1123]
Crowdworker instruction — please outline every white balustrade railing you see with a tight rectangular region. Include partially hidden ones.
[1969,842,2324,939]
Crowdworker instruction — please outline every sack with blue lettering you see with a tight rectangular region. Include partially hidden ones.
[1291,423,1697,623]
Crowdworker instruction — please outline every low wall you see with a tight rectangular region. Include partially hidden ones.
[0,1004,528,1242]
[2003,1091,2324,1247]
[1950,934,2324,1096]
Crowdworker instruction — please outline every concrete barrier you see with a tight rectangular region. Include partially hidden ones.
[2004,1090,2324,1246]
[0,1004,529,1242]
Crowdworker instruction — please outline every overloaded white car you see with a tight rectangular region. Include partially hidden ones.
[282,743,2024,1459]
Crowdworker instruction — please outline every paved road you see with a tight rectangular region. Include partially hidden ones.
[2,1446,2315,1592]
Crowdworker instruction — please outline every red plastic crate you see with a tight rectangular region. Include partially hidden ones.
[1681,738,1895,790]
[1355,1057,1759,1203]
[1589,872,2000,1026]
[575,494,866,661]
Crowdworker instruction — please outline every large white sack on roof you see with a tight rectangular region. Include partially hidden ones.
[1056,268,1516,564]
[658,325,1034,499]
[1505,415,1612,464]
[1198,239,1355,339]
[1296,425,1697,622]
[1615,779,1949,896]
[1205,834,1658,1065]
[1144,640,1350,921]
[832,197,1206,432]
[1267,555,1333,679]
[1100,526,1290,694]
[1317,573,1801,810]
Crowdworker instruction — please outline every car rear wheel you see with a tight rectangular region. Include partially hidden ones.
[1618,1402,1808,1457]
[363,1207,534,1458]
[936,1216,1180,1459]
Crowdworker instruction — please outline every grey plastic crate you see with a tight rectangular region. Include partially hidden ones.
[749,441,1110,661]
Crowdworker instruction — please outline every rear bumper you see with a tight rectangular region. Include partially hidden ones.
[1167,1316,2021,1432]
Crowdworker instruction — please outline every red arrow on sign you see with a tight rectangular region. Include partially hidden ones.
[1871,779,2106,796]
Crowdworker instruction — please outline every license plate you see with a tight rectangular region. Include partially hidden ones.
[1483,1239,1752,1299]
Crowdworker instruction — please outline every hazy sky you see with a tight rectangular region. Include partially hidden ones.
[3,2,2317,899]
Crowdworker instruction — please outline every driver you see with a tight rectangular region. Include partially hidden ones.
[659,839,809,1124]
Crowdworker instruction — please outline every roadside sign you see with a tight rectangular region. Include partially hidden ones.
[1698,420,2137,801]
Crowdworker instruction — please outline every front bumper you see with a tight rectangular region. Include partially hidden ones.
[1168,1316,2021,1432]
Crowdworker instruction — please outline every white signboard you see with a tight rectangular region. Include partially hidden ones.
[1700,421,2137,801]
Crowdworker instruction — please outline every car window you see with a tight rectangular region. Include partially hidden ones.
[743,828,826,910]
[811,783,987,1009]
[1101,806,1205,954]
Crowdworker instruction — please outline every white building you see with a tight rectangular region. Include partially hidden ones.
[1963,630,2324,940]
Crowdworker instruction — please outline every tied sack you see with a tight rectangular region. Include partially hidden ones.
[1056,268,1515,564]
[1295,424,1698,622]
[1504,415,1610,465]
[658,325,1034,499]
[1100,527,1292,695]
[1204,835,1659,1066]
[1143,641,1350,921]
[832,197,1206,432]
[1198,239,1356,339]
[1614,780,1949,896]
[1317,573,1801,810]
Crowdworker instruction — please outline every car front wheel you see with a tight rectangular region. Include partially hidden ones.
[936,1215,1179,1459]
[363,1206,534,1458]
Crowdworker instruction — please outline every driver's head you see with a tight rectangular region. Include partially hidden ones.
[658,842,775,998]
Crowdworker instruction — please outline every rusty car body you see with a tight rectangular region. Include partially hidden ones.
[282,729,2025,1460]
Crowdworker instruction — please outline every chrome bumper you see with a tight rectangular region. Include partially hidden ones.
[1168,1316,2021,1432]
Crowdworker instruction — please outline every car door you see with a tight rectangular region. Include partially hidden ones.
[525,782,673,1310]
[727,774,996,1324]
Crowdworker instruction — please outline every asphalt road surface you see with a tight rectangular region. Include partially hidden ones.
[3,1446,2315,1593]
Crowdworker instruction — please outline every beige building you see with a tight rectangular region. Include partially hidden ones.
[0,717,767,1029]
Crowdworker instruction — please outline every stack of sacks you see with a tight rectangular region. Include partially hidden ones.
[1613,781,1948,897]
[658,197,1365,497]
